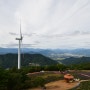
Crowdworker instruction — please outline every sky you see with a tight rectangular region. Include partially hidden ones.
[0,0,90,49]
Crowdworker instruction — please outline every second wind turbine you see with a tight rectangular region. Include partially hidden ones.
[16,23,23,69]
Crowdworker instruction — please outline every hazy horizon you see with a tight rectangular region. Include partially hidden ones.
[1,47,90,50]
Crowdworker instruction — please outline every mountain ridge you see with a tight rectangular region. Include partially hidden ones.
[0,53,58,68]
[61,56,90,65]
[0,48,90,60]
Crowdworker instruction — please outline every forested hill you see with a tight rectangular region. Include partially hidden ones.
[61,57,90,65]
[0,53,58,68]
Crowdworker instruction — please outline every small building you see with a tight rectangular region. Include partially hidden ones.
[64,74,74,83]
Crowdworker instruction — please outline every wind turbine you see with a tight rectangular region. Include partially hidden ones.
[16,22,23,69]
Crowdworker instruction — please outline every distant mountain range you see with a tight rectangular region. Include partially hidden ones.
[0,48,90,59]
[0,48,90,68]
[0,53,58,68]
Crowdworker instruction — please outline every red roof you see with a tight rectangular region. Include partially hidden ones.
[64,74,74,79]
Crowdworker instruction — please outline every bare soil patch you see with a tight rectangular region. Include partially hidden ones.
[29,80,79,90]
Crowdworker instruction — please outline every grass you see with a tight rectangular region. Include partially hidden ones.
[28,72,63,83]
[70,81,90,90]
[27,72,64,89]
[40,73,62,78]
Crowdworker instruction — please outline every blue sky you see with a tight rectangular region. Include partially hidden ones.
[0,0,90,49]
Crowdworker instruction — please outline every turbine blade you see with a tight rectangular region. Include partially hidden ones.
[20,19,23,40]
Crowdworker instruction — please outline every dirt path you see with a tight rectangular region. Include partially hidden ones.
[30,80,79,90]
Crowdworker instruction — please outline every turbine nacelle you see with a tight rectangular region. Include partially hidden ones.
[16,36,23,40]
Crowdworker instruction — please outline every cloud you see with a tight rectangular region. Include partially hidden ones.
[23,33,37,37]
[9,32,18,36]
[2,43,36,48]
[0,0,90,49]
[34,41,40,44]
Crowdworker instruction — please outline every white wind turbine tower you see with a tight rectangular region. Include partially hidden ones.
[16,22,23,69]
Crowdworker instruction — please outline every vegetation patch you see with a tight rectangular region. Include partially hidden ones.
[70,81,90,90]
